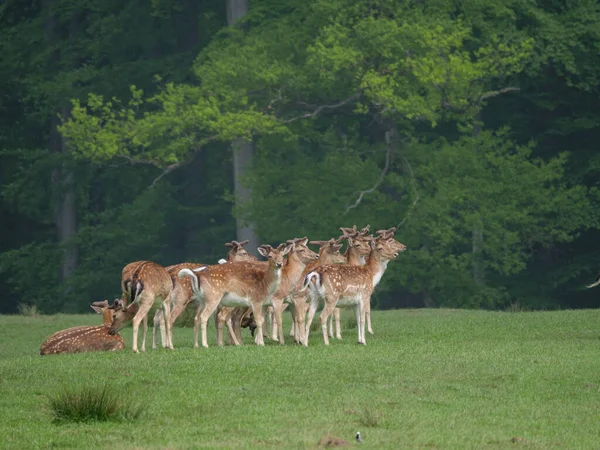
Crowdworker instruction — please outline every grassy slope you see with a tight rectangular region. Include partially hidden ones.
[0,309,599,449]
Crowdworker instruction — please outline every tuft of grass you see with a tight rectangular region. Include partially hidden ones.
[17,303,39,317]
[357,405,382,428]
[49,383,145,424]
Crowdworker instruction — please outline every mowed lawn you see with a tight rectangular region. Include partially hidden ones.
[1,309,600,449]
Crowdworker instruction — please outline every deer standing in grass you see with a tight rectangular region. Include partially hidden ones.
[178,244,290,348]
[40,300,125,355]
[302,235,404,346]
[287,238,347,344]
[327,225,374,340]
[264,237,319,344]
[109,261,174,353]
[152,240,257,348]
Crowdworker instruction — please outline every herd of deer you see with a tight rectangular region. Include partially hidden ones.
[40,225,407,355]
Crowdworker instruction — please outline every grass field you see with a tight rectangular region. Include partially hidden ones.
[1,308,600,449]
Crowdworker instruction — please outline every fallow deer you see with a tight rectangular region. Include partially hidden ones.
[262,237,319,344]
[287,238,347,344]
[109,261,174,353]
[152,240,258,348]
[40,300,125,355]
[302,235,404,346]
[328,225,373,339]
[178,244,290,348]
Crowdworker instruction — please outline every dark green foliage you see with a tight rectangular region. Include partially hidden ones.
[49,383,145,423]
[0,0,599,312]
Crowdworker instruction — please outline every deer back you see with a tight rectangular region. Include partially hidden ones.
[40,325,125,355]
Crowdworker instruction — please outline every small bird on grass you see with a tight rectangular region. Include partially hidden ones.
[356,432,362,443]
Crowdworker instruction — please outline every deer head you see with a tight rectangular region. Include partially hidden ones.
[225,239,257,262]
[257,244,290,269]
[91,300,117,327]
[286,237,319,264]
[310,238,347,264]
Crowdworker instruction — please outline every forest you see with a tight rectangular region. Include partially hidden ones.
[0,0,599,314]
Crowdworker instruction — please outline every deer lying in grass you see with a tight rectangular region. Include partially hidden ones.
[40,300,125,355]
[109,261,174,353]
[302,235,404,346]
[152,240,257,348]
[178,244,290,348]
[287,238,347,344]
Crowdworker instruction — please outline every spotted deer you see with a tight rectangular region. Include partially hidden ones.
[178,244,290,348]
[302,235,404,346]
[328,225,374,339]
[287,238,347,344]
[109,261,174,353]
[262,237,319,344]
[152,240,258,348]
[40,300,125,355]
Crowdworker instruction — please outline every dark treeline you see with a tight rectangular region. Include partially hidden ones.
[0,0,599,314]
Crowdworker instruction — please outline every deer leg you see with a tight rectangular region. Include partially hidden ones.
[251,303,266,346]
[226,315,241,346]
[335,307,342,340]
[233,307,246,344]
[356,296,366,345]
[193,303,204,349]
[141,314,148,352]
[215,307,226,347]
[365,296,373,335]
[275,300,286,345]
[304,294,319,347]
[320,300,336,346]
[152,309,163,350]
[162,294,174,349]
[131,301,152,353]
[198,294,219,348]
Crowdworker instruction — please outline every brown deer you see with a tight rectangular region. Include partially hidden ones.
[152,240,258,348]
[302,234,404,346]
[262,237,319,344]
[287,238,347,344]
[109,261,174,353]
[328,225,374,339]
[40,300,125,355]
[178,244,290,348]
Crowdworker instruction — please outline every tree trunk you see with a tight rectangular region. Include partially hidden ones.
[227,0,260,255]
[44,1,78,283]
[51,109,78,282]
[472,113,484,286]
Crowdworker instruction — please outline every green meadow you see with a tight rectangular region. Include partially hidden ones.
[1,309,599,449]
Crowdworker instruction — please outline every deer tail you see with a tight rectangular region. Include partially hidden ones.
[178,267,206,295]
[301,271,321,292]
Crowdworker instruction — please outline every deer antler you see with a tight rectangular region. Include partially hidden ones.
[92,300,109,308]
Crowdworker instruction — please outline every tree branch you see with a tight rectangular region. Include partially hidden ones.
[281,93,361,124]
[479,87,520,101]
[344,129,393,215]
[396,154,419,228]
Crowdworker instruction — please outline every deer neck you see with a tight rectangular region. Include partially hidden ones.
[102,309,113,327]
[264,262,283,297]
[366,249,389,287]
[282,253,307,286]
[347,246,366,266]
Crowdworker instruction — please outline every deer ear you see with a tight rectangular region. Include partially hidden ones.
[299,237,308,246]
[257,246,268,258]
[90,305,103,314]
[225,242,235,248]
[283,244,293,256]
